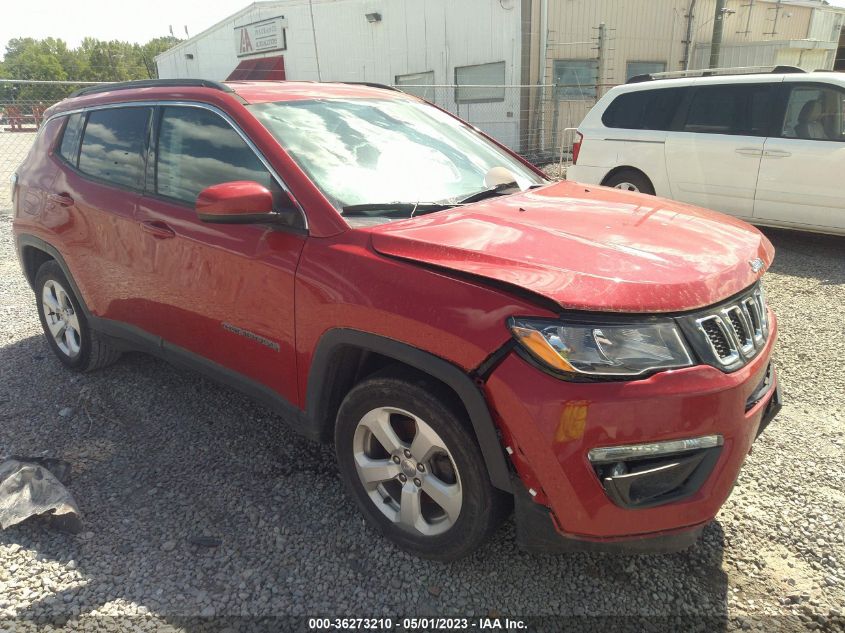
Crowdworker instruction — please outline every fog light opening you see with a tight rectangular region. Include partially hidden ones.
[588,435,724,510]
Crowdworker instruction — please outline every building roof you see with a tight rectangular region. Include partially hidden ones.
[154,1,288,61]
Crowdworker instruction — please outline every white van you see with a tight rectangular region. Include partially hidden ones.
[567,68,845,235]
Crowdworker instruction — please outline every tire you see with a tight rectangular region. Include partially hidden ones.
[34,260,121,372]
[604,169,655,195]
[335,368,510,561]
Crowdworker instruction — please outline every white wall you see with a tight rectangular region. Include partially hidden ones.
[155,0,524,148]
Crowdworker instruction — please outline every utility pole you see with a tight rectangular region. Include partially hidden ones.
[709,0,728,68]
[595,22,607,97]
[682,0,697,70]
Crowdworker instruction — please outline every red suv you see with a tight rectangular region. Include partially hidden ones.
[12,79,781,560]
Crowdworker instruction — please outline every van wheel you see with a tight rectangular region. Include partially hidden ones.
[35,260,121,371]
[604,170,655,195]
[335,370,510,561]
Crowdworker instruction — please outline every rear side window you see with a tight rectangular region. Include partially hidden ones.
[78,107,151,189]
[682,84,774,136]
[601,88,684,130]
[58,113,84,166]
[155,106,275,204]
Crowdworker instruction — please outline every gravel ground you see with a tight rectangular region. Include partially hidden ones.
[0,211,843,632]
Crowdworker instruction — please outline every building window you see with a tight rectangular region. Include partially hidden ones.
[626,61,667,81]
[455,61,506,103]
[553,60,598,100]
[395,71,435,101]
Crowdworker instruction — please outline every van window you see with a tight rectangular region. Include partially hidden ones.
[58,113,84,166]
[601,88,684,130]
[781,84,845,142]
[155,106,276,204]
[682,84,773,136]
[78,107,151,189]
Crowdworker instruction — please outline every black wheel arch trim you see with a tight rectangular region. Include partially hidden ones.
[306,328,513,492]
[16,233,92,316]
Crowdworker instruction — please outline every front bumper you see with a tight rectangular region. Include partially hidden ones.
[485,314,780,549]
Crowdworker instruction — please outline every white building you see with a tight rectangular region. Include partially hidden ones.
[155,0,845,155]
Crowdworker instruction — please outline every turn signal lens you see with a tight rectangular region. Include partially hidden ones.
[510,325,577,373]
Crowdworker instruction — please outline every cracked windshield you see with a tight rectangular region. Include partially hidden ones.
[250,97,543,223]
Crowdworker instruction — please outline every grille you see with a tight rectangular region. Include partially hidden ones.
[699,317,733,359]
[678,284,769,372]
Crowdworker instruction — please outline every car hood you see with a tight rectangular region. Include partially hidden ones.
[367,181,774,313]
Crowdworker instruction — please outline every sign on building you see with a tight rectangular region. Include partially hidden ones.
[235,17,288,57]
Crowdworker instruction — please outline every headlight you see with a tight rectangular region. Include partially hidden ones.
[509,317,693,379]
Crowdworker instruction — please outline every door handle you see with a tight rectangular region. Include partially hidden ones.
[735,148,762,157]
[764,150,792,158]
[140,220,176,239]
[47,193,74,207]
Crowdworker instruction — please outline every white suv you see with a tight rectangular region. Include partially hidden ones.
[567,69,844,235]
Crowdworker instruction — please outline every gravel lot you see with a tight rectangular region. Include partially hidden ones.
[0,210,843,632]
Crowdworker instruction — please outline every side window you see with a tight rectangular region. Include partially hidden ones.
[683,85,742,134]
[78,107,151,189]
[683,84,773,136]
[58,113,84,166]
[602,88,683,131]
[155,106,276,205]
[781,85,845,142]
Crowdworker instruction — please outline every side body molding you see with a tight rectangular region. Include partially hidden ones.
[306,329,513,492]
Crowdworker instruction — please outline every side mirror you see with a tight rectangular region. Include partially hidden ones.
[196,181,293,225]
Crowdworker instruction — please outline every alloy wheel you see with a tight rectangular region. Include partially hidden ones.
[352,406,462,536]
[41,279,82,358]
[613,182,640,192]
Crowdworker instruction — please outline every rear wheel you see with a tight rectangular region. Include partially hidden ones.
[604,169,655,195]
[35,260,121,371]
[335,370,510,560]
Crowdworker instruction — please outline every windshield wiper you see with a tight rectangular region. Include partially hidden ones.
[341,202,453,216]
[458,182,520,205]
[458,182,546,205]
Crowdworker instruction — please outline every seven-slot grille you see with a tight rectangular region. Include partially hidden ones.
[678,285,769,371]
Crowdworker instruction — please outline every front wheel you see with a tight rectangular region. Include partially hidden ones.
[335,370,510,560]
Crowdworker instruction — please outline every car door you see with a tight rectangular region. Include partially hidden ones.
[50,105,153,326]
[664,80,776,219]
[134,103,306,404]
[754,81,845,233]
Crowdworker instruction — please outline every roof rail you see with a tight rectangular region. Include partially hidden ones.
[338,81,401,92]
[69,79,235,98]
[626,65,807,84]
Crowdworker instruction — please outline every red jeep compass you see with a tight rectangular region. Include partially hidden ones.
[12,79,781,560]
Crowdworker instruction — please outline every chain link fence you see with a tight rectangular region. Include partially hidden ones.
[1,80,106,209]
[392,84,600,168]
[1,79,606,210]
